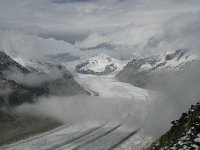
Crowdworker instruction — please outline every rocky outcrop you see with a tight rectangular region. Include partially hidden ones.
[148,102,200,150]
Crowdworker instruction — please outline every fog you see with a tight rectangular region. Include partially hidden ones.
[143,11,200,56]
[0,30,77,64]
[3,66,65,87]
[0,88,12,96]
[14,95,147,128]
[5,55,200,138]
[144,60,200,137]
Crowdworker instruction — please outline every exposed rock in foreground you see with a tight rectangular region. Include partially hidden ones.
[148,102,200,150]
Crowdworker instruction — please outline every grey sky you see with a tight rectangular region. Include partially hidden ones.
[0,0,200,60]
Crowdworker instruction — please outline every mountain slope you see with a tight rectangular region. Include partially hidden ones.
[0,51,29,75]
[116,49,196,87]
[0,76,33,106]
[0,51,87,108]
[0,51,89,145]
[75,53,123,75]
[148,102,200,150]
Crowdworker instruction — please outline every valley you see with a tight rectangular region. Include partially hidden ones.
[0,49,199,150]
[0,74,153,150]
[1,1,200,149]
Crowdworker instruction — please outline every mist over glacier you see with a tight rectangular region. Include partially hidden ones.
[13,74,148,129]
[0,1,200,149]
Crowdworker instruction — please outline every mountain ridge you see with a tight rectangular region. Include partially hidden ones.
[0,51,87,108]
[75,53,124,75]
[116,49,196,87]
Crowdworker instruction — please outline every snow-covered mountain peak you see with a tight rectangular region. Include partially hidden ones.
[75,53,124,75]
[116,49,197,87]
[130,49,196,72]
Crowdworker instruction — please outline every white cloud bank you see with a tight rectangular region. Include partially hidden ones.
[14,95,146,126]
[0,0,200,60]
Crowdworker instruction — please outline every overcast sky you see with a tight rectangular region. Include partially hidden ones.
[0,0,200,60]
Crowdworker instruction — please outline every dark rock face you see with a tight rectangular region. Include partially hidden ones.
[148,102,200,150]
[0,51,87,108]
[76,60,90,73]
[0,57,33,107]
[116,49,195,88]
[0,51,29,74]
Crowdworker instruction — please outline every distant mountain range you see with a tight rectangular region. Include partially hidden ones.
[116,49,196,87]
[44,49,196,79]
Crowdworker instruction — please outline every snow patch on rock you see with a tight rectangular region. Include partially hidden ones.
[76,53,125,75]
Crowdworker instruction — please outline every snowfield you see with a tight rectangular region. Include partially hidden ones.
[75,53,126,75]
[1,74,153,150]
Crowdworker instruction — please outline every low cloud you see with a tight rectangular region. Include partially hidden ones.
[14,95,146,126]
[1,0,200,60]
[144,61,200,137]
[0,30,78,64]
[0,88,12,96]
[52,0,95,3]
[143,11,200,56]
[3,65,65,87]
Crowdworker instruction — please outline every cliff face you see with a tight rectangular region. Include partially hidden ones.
[148,102,200,150]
